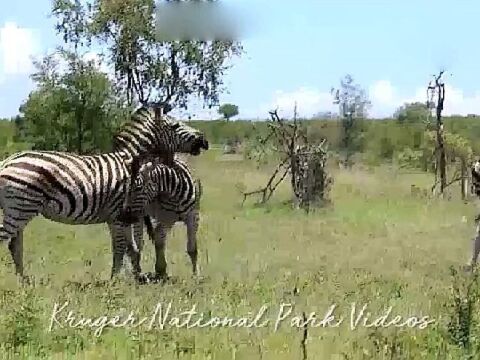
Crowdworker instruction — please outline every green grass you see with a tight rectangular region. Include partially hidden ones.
[0,149,479,359]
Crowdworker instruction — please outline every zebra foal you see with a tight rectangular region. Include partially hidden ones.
[113,156,202,280]
[116,156,202,281]
[0,106,209,278]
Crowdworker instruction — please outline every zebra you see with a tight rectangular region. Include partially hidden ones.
[0,106,209,279]
[112,155,202,281]
[468,159,480,268]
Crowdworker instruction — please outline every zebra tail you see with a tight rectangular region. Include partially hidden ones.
[144,215,155,241]
[194,179,202,209]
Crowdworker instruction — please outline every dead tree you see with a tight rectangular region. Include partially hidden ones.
[242,106,332,210]
[427,70,447,196]
[292,141,333,211]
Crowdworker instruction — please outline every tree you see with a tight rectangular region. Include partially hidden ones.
[394,102,430,124]
[427,71,447,196]
[18,50,129,153]
[241,104,332,210]
[331,74,371,168]
[52,0,243,112]
[218,103,239,121]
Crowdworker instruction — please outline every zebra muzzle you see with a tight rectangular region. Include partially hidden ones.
[190,138,209,155]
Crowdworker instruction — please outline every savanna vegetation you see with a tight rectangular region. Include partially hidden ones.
[3,0,480,359]
[0,147,480,359]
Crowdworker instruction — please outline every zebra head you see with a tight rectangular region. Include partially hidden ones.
[113,105,209,160]
[160,115,209,157]
[471,159,480,196]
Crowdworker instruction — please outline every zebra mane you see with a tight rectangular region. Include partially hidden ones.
[113,107,162,153]
[130,105,180,125]
[0,151,28,169]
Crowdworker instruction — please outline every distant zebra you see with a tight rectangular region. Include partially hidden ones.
[0,106,209,278]
[468,159,480,268]
[112,155,202,280]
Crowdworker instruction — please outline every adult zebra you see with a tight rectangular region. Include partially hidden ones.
[115,155,202,281]
[0,106,209,278]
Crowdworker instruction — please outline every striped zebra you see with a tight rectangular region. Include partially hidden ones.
[0,106,209,278]
[112,155,202,281]
[468,159,480,268]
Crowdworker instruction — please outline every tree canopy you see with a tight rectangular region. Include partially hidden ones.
[18,50,129,153]
[218,103,239,121]
[52,0,243,112]
[394,102,430,124]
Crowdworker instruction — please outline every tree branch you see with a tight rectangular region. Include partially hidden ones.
[242,158,290,205]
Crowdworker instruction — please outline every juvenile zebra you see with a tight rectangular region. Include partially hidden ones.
[0,106,209,278]
[116,155,202,281]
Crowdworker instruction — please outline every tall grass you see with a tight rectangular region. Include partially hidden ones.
[0,149,478,359]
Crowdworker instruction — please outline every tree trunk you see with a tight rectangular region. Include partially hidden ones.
[461,158,468,200]
[436,124,446,195]
[434,75,446,196]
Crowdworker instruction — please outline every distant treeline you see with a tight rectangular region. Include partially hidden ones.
[1,114,480,169]
[189,115,480,160]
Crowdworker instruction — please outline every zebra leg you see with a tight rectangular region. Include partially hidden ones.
[468,223,480,270]
[153,223,171,279]
[108,222,127,279]
[126,221,144,279]
[8,230,24,277]
[1,207,37,277]
[185,210,199,275]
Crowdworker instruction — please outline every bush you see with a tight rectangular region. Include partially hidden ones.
[396,147,425,169]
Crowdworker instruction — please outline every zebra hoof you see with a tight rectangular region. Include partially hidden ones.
[135,273,152,285]
[19,275,34,286]
[144,272,169,284]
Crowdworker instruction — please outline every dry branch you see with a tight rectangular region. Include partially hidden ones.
[241,158,290,205]
[242,107,331,208]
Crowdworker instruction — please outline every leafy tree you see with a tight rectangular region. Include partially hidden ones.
[394,102,429,124]
[218,103,239,121]
[51,0,243,112]
[332,74,371,167]
[19,50,129,153]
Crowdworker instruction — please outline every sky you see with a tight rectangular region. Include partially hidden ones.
[1,0,480,120]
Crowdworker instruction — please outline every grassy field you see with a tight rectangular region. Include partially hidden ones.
[0,148,479,359]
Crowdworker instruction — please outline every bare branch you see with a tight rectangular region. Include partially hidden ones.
[242,158,290,205]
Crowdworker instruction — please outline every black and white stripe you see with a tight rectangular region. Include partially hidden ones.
[0,106,208,278]
[468,159,480,268]
[113,156,202,280]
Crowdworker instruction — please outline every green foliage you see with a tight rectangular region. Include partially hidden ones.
[394,102,430,124]
[445,267,480,358]
[1,154,480,358]
[188,119,268,145]
[0,119,31,158]
[2,288,43,354]
[424,130,473,163]
[18,50,129,153]
[52,0,243,109]
[0,119,15,148]
[332,74,371,167]
[218,103,239,121]
[396,147,425,169]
